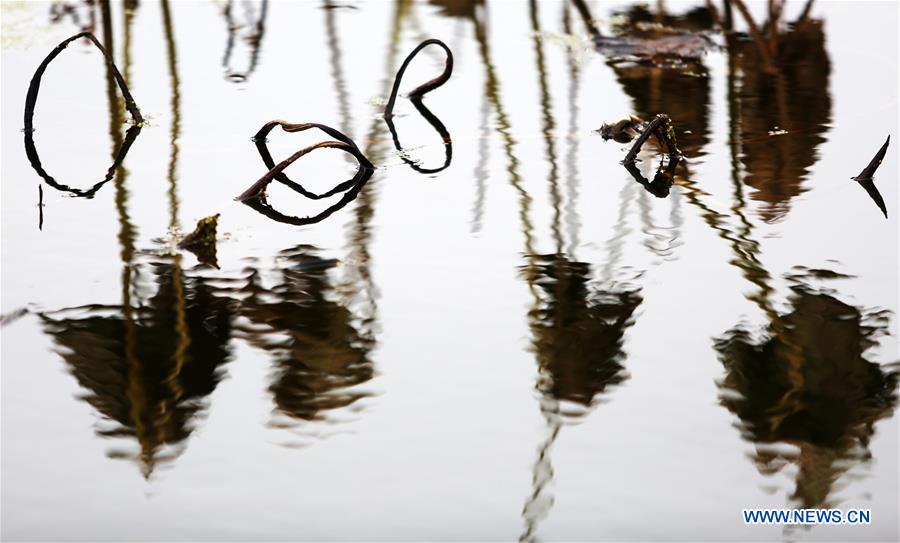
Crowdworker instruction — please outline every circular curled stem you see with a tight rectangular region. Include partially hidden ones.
[236,139,371,202]
[253,121,373,199]
[23,31,143,197]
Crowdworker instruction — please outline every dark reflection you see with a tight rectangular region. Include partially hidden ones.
[716,278,898,508]
[727,9,832,221]
[526,254,641,409]
[856,179,888,219]
[35,1,238,480]
[384,95,452,174]
[519,5,643,538]
[25,124,142,198]
[609,3,718,35]
[221,0,268,82]
[428,0,480,19]
[241,167,373,226]
[520,255,642,542]
[40,259,235,477]
[625,155,680,198]
[603,5,714,158]
[234,246,374,429]
[570,1,712,174]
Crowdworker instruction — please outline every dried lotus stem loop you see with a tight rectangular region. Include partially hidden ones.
[236,139,371,202]
[253,121,373,199]
[24,31,143,131]
[383,38,454,119]
[23,31,143,197]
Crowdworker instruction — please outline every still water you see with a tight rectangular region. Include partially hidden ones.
[1,1,898,540]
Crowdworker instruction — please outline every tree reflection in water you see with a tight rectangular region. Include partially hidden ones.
[40,259,235,478]
[716,275,898,509]
[234,246,375,438]
[604,3,715,159]
[727,5,832,222]
[519,252,642,542]
[528,255,642,411]
[221,0,268,83]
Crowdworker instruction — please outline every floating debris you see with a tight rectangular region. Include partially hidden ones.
[178,214,221,267]
[596,114,645,144]
[595,32,713,63]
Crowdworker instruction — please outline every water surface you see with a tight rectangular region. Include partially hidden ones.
[2,1,898,540]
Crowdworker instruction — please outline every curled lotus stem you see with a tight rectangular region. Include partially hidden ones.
[24,31,143,131]
[236,138,371,202]
[253,120,373,199]
[383,38,453,119]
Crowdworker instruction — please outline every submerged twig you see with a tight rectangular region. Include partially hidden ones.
[383,38,453,119]
[38,184,44,231]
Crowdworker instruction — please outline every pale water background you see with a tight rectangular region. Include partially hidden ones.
[1,1,898,541]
